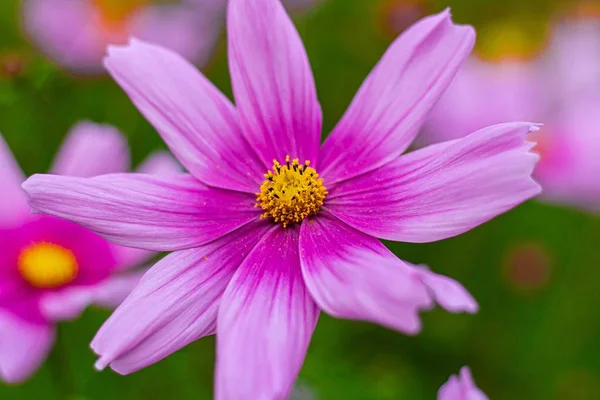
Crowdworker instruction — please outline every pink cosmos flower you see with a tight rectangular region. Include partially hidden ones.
[22,0,224,74]
[542,17,600,104]
[424,17,600,145]
[22,1,540,398]
[420,58,544,146]
[438,367,488,400]
[422,18,600,210]
[0,121,177,383]
[532,94,600,209]
[536,18,600,209]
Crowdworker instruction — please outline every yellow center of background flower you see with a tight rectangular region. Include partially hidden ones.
[475,20,549,62]
[90,0,148,24]
[256,156,328,228]
[18,243,78,289]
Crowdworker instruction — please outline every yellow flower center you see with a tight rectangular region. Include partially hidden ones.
[18,243,78,289]
[475,21,548,63]
[256,156,328,228]
[90,0,148,24]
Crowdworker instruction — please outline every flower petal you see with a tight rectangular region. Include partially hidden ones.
[438,366,488,400]
[111,151,182,270]
[23,173,258,251]
[534,96,600,210]
[131,2,223,66]
[92,221,269,374]
[412,265,478,314]
[543,20,600,103]
[299,213,431,334]
[421,58,544,146]
[135,151,181,175]
[90,271,145,309]
[216,226,319,400]
[319,9,475,184]
[228,0,322,165]
[23,0,107,73]
[326,122,541,243]
[50,121,130,177]
[39,271,144,321]
[438,375,461,399]
[0,134,28,226]
[0,311,54,384]
[104,39,265,193]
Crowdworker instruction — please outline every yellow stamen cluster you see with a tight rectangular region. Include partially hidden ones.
[256,156,328,228]
[18,243,78,289]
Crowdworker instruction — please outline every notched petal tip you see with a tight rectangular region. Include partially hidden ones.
[21,173,59,198]
[520,122,544,159]
[415,267,480,314]
[104,44,128,59]
[529,123,544,133]
[404,321,423,336]
[93,357,110,371]
[104,37,147,64]
[462,299,479,314]
[21,174,43,196]
[437,7,475,38]
[499,121,543,134]
[429,6,472,30]
[459,365,473,378]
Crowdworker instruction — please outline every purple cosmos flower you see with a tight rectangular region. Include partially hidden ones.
[0,121,177,383]
[23,1,540,398]
[438,367,488,400]
[23,0,224,74]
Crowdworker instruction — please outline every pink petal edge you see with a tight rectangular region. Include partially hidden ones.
[319,9,475,184]
[92,221,270,374]
[326,122,541,243]
[22,173,259,251]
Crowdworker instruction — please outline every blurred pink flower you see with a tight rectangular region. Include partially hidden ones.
[422,18,600,210]
[438,367,488,400]
[0,122,178,383]
[22,0,321,75]
[420,58,544,145]
[533,95,600,209]
[22,0,224,74]
[23,2,540,398]
[542,18,600,103]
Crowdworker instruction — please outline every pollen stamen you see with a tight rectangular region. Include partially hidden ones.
[256,155,328,228]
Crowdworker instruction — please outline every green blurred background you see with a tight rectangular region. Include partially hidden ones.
[1,0,599,398]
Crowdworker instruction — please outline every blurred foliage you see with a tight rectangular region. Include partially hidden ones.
[1,0,600,399]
